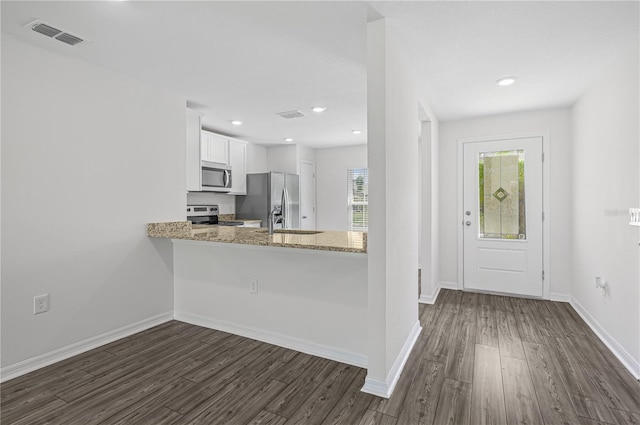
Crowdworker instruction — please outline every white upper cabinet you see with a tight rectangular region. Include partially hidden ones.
[188,123,249,194]
[186,109,202,192]
[201,130,229,165]
[228,139,247,195]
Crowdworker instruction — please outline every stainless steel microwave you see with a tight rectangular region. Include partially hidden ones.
[201,161,232,192]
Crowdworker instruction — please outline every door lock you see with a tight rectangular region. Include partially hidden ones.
[465,211,471,216]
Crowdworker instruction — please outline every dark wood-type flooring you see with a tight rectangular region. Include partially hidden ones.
[2,289,639,424]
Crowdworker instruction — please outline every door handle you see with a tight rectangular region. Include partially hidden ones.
[223,170,230,188]
[465,221,472,226]
[302,216,308,219]
[281,190,286,228]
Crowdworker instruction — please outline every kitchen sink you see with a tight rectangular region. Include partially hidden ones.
[257,229,323,235]
[275,229,323,235]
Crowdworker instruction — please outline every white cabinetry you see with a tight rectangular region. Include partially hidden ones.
[201,130,229,165]
[187,121,249,194]
[186,109,202,192]
[228,139,247,195]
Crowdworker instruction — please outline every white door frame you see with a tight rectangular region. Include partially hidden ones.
[457,131,551,299]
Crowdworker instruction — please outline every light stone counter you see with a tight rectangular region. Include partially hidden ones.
[148,221,367,254]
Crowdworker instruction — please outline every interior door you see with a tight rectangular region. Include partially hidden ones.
[300,161,316,230]
[284,173,300,229]
[463,137,543,297]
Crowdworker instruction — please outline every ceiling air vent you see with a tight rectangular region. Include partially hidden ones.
[26,20,85,46]
[276,110,306,119]
[55,33,84,46]
[32,22,62,38]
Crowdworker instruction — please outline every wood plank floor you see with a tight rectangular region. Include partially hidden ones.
[2,289,639,425]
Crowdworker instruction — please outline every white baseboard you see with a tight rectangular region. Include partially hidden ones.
[550,292,572,302]
[569,298,640,380]
[361,320,422,398]
[439,281,460,290]
[0,311,174,383]
[419,281,460,305]
[174,311,367,368]
[418,287,440,304]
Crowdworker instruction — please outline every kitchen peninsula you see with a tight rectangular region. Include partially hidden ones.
[148,221,367,253]
[148,221,368,368]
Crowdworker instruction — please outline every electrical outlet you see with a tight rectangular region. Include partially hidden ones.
[34,294,50,314]
[595,277,607,297]
[249,279,258,294]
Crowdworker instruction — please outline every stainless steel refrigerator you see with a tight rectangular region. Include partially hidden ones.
[235,172,300,229]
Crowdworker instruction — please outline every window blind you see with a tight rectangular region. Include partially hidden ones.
[347,168,368,231]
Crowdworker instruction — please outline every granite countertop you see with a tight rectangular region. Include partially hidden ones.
[217,214,261,225]
[148,221,367,254]
[215,220,262,225]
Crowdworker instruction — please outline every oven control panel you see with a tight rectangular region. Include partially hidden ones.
[187,205,219,216]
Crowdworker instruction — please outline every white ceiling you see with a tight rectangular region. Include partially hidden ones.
[2,1,638,149]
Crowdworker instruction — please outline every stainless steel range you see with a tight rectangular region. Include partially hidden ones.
[186,205,244,227]
[186,205,219,225]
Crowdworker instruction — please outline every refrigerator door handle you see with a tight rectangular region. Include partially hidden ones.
[281,189,287,228]
[284,187,290,229]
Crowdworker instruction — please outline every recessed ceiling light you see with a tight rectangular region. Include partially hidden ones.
[230,120,243,126]
[351,130,362,135]
[284,138,294,143]
[311,106,326,113]
[496,77,517,86]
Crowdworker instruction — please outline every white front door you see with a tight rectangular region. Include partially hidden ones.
[463,137,543,297]
[300,161,316,230]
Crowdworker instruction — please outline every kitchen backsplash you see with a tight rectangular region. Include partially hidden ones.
[187,192,235,214]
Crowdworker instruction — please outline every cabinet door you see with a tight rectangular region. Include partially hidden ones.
[200,131,210,162]
[201,130,229,164]
[213,133,230,164]
[228,139,247,195]
[186,109,202,191]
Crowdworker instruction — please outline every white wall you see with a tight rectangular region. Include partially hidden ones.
[364,19,421,397]
[173,241,367,366]
[438,108,573,297]
[419,119,441,301]
[246,142,268,174]
[266,144,315,176]
[571,45,639,374]
[297,144,316,171]
[315,145,367,231]
[1,36,185,370]
[267,145,298,174]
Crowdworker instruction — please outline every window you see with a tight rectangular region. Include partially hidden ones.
[348,168,368,231]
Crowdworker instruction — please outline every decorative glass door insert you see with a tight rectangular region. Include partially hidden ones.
[478,150,526,239]
[463,136,543,297]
